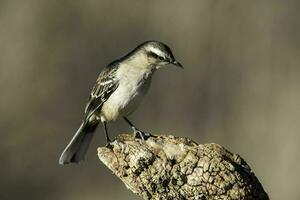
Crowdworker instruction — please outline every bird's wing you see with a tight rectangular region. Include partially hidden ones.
[84,65,119,121]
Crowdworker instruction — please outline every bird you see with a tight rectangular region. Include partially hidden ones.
[59,41,183,165]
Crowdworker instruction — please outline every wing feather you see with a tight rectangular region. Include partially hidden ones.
[84,65,119,121]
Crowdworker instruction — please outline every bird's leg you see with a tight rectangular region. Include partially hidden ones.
[123,117,151,140]
[102,121,111,145]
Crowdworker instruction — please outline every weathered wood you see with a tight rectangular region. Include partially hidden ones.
[98,134,269,200]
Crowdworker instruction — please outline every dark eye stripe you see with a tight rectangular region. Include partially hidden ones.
[148,52,164,60]
[148,52,158,58]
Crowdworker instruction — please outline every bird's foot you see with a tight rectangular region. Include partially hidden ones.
[132,127,151,141]
[105,143,113,149]
[105,140,113,149]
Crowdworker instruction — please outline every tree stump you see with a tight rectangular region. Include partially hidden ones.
[98,133,269,200]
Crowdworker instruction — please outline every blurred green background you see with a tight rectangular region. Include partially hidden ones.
[1,0,300,199]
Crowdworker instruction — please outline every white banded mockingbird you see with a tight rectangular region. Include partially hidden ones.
[59,41,182,165]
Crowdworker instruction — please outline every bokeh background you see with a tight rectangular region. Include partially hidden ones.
[1,0,300,199]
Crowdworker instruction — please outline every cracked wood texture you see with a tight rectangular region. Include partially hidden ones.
[98,134,269,200]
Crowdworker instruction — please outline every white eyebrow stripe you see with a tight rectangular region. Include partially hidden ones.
[147,46,164,58]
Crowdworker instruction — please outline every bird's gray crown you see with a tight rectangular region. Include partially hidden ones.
[108,41,182,68]
[137,41,175,62]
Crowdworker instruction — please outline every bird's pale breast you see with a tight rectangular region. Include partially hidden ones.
[100,65,153,122]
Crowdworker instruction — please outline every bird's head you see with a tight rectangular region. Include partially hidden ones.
[126,41,183,70]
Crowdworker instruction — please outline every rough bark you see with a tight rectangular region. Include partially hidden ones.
[98,134,269,200]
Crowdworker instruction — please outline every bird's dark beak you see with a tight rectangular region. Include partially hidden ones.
[171,60,183,69]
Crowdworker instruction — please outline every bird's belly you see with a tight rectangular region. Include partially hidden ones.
[100,78,151,122]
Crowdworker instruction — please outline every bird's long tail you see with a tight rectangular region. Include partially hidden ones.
[59,121,98,165]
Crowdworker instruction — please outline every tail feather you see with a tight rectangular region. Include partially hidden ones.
[59,122,98,165]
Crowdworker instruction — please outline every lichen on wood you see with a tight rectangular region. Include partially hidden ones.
[98,134,269,200]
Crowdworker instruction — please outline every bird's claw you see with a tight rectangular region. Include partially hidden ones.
[132,127,151,141]
[105,141,113,149]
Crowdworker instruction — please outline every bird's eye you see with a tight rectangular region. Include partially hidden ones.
[158,56,164,60]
